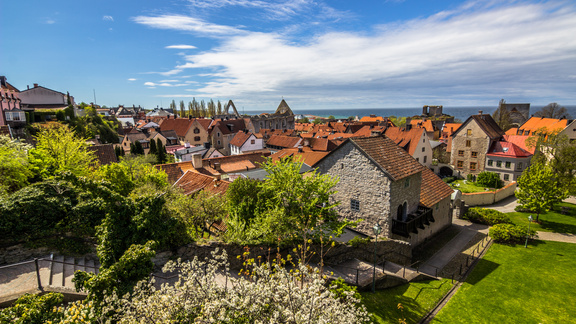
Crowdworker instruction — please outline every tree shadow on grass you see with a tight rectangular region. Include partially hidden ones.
[539,220,576,235]
[465,259,499,285]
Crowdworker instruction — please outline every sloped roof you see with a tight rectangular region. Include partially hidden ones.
[86,144,118,165]
[230,131,254,147]
[502,135,536,154]
[155,163,184,184]
[359,116,385,122]
[0,125,12,138]
[304,137,338,152]
[125,132,148,142]
[505,127,519,135]
[174,171,230,196]
[326,133,355,141]
[409,119,434,133]
[487,141,532,158]
[194,118,213,131]
[266,135,302,148]
[442,123,462,137]
[518,117,568,134]
[159,118,194,137]
[270,147,330,167]
[295,123,315,132]
[274,99,294,115]
[352,125,387,137]
[456,114,504,139]
[211,118,246,135]
[419,167,453,208]
[384,127,425,155]
[342,136,423,181]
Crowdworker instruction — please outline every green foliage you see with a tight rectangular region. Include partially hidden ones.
[489,223,536,244]
[29,125,96,179]
[0,136,33,194]
[297,117,310,123]
[442,176,455,183]
[347,236,371,247]
[156,138,167,164]
[149,137,157,155]
[0,292,64,324]
[464,208,510,225]
[492,99,513,131]
[313,117,323,124]
[133,140,144,155]
[476,171,502,188]
[329,278,361,301]
[516,161,567,221]
[169,190,228,239]
[67,107,120,144]
[466,173,475,182]
[328,115,335,120]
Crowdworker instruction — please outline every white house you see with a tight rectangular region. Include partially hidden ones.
[229,131,264,155]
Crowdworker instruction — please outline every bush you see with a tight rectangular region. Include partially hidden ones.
[464,208,511,225]
[442,177,455,183]
[348,236,371,247]
[476,171,502,188]
[467,173,476,182]
[489,223,537,244]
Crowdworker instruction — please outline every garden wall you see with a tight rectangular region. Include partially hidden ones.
[461,182,517,206]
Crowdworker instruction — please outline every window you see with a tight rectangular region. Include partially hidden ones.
[505,161,511,168]
[416,157,419,162]
[251,139,255,144]
[467,129,472,136]
[194,128,200,134]
[424,156,427,163]
[504,174,510,181]
[496,161,502,167]
[466,140,471,147]
[194,136,201,141]
[217,140,221,145]
[517,162,523,170]
[217,132,221,137]
[423,138,425,143]
[422,147,425,152]
[470,162,477,170]
[457,161,463,168]
[404,178,410,188]
[458,150,464,157]
[471,151,478,158]
[524,130,530,136]
[350,199,360,211]
[488,160,493,166]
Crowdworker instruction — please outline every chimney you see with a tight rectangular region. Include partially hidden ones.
[191,153,202,169]
[213,162,222,171]
[33,83,38,88]
[479,110,483,115]
[298,145,303,153]
[371,130,382,137]
[184,142,191,148]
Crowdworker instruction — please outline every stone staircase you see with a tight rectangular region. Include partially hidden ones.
[0,254,100,307]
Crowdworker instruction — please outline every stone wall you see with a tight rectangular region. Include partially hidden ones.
[451,120,492,177]
[461,182,517,206]
[408,196,452,246]
[0,243,97,265]
[389,172,422,236]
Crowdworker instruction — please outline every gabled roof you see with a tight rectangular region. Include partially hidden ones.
[274,99,294,115]
[194,118,213,131]
[419,167,453,208]
[174,171,230,196]
[455,114,504,139]
[517,117,568,134]
[442,123,462,137]
[230,131,255,147]
[86,144,118,166]
[266,135,301,148]
[352,125,387,137]
[155,163,184,184]
[210,118,246,135]
[270,147,330,167]
[409,119,435,133]
[159,118,194,137]
[0,125,12,138]
[304,137,338,152]
[19,84,66,96]
[487,141,532,158]
[125,132,148,142]
[505,127,519,135]
[502,135,535,154]
[384,127,425,155]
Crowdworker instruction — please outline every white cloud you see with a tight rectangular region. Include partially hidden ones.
[45,19,55,24]
[165,44,197,49]
[103,15,114,22]
[128,78,137,81]
[132,15,245,36]
[144,81,187,87]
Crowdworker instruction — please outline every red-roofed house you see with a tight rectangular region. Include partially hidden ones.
[385,127,433,167]
[485,140,533,182]
[265,135,302,152]
[230,131,263,155]
[209,118,247,155]
[315,136,453,246]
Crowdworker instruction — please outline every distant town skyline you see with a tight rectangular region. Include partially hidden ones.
[2,0,576,110]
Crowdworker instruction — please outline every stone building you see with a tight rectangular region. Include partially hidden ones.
[502,103,530,126]
[247,99,295,133]
[450,112,504,177]
[315,136,453,247]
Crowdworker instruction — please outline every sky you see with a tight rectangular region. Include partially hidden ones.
[1,0,576,111]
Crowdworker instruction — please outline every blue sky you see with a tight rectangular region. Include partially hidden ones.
[2,0,576,110]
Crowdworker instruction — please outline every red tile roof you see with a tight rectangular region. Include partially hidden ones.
[517,117,568,135]
[159,118,194,138]
[230,131,254,147]
[384,127,425,155]
[305,137,338,152]
[419,167,453,208]
[270,147,330,167]
[502,135,535,154]
[359,116,385,122]
[174,171,230,196]
[409,119,434,133]
[487,141,532,158]
[266,135,302,148]
[349,136,422,181]
[155,163,184,184]
[210,119,246,135]
[353,125,387,137]
[86,144,118,166]
[194,118,213,131]
[505,127,519,135]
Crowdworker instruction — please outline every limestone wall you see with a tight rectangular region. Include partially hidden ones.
[462,182,517,206]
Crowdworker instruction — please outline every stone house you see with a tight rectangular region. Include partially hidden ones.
[450,112,504,177]
[315,136,453,246]
[208,118,247,155]
[247,99,295,133]
[385,127,433,167]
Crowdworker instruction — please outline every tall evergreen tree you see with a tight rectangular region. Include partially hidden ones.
[217,100,222,115]
[130,143,136,155]
[134,141,144,155]
[149,138,157,155]
[156,139,166,164]
[180,100,185,117]
[170,100,176,110]
[200,100,207,117]
[188,101,193,117]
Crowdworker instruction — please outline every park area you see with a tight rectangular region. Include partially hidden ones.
[433,241,576,323]
[507,202,576,235]
[447,180,498,193]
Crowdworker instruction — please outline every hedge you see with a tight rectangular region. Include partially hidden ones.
[463,208,511,225]
[489,223,537,244]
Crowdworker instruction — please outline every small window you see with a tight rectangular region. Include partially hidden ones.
[496,161,502,167]
[471,151,478,158]
[404,178,410,188]
[194,128,200,134]
[416,157,419,162]
[517,162,523,170]
[424,156,427,163]
[457,161,463,168]
[458,150,464,157]
[467,129,472,136]
[251,139,255,144]
[423,138,425,143]
[488,160,493,166]
[470,162,477,170]
[466,140,471,147]
[217,132,221,137]
[422,147,425,152]
[524,130,530,136]
[194,136,201,141]
[217,140,221,145]
[504,174,510,181]
[505,162,511,168]
[350,199,360,211]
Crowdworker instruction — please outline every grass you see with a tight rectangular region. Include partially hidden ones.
[361,279,453,323]
[448,180,498,193]
[433,241,576,323]
[507,202,576,234]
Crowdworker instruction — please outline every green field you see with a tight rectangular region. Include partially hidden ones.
[361,279,452,323]
[448,180,497,193]
[507,202,576,234]
[433,241,576,323]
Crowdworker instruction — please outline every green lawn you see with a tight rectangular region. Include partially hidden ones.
[361,279,452,323]
[433,241,576,323]
[448,180,497,193]
[507,202,576,234]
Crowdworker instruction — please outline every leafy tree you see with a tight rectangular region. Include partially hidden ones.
[179,100,185,117]
[297,117,310,123]
[328,115,335,120]
[516,161,567,221]
[133,140,144,155]
[169,190,228,239]
[492,99,513,131]
[534,103,571,119]
[29,125,96,179]
[149,138,157,155]
[156,138,166,164]
[476,171,502,188]
[313,117,323,124]
[0,292,64,323]
[0,136,33,194]
[348,116,355,121]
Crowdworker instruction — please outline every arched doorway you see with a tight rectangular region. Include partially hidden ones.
[440,166,453,178]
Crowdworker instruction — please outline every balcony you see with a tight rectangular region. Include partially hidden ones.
[391,206,435,237]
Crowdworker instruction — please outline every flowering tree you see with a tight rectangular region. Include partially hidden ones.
[108,249,370,323]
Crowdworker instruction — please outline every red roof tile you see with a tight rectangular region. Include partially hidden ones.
[230,131,254,147]
[518,117,568,135]
[174,170,230,195]
[86,144,118,166]
[502,135,535,154]
[270,147,330,167]
[155,163,184,184]
[159,118,194,138]
[420,167,453,208]
[266,135,302,148]
[487,141,532,158]
[384,127,425,155]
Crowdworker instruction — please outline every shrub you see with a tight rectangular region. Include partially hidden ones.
[442,177,455,183]
[489,223,537,244]
[464,208,510,225]
[467,173,476,182]
[476,171,502,188]
[348,236,371,247]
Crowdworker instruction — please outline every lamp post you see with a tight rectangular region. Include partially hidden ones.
[372,222,382,293]
[525,215,533,248]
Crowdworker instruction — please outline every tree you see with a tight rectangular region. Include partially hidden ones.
[149,138,157,155]
[0,136,33,194]
[29,125,96,178]
[534,103,571,119]
[516,161,567,221]
[297,117,310,123]
[492,99,513,131]
[328,115,335,120]
[169,190,228,239]
[156,138,166,164]
[313,117,323,124]
[179,100,185,117]
[476,171,502,188]
[133,141,144,155]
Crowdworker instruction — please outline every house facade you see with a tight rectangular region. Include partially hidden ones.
[230,131,263,155]
[0,76,26,134]
[385,127,433,167]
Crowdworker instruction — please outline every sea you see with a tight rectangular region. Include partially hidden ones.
[244,105,576,123]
